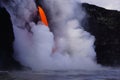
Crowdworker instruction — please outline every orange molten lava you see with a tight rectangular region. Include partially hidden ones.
[38,6,48,26]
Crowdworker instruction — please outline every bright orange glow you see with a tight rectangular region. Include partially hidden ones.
[38,6,48,26]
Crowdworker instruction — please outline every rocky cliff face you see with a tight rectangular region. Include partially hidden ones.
[82,3,120,66]
[0,7,21,70]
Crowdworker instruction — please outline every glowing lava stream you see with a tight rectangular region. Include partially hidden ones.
[38,6,48,26]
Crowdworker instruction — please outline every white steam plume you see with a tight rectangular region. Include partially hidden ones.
[1,0,101,71]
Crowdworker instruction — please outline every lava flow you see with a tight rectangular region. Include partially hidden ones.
[38,6,48,26]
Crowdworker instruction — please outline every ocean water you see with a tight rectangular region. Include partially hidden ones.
[1,68,120,80]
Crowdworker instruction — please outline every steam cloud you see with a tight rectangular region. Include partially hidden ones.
[1,0,101,71]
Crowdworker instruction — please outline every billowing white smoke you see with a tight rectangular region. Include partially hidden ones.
[2,0,100,71]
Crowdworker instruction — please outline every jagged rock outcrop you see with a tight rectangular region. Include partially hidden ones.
[82,3,120,66]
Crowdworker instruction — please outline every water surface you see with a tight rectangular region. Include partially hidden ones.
[0,68,120,80]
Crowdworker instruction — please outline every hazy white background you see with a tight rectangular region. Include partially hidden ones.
[81,0,120,11]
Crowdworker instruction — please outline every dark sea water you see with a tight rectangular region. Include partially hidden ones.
[0,68,120,80]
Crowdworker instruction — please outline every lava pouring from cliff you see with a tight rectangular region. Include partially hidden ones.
[1,0,101,71]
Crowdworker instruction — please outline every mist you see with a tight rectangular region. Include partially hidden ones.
[1,0,101,71]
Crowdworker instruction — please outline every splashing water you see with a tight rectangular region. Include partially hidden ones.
[1,0,101,71]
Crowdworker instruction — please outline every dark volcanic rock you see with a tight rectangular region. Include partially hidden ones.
[82,3,120,66]
[0,71,14,80]
[0,7,21,70]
